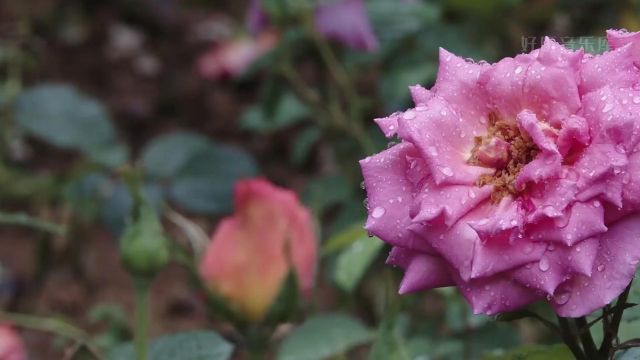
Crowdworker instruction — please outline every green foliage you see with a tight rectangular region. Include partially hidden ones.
[240,92,310,133]
[278,314,374,360]
[168,142,258,214]
[333,233,384,293]
[140,132,212,179]
[13,84,128,167]
[107,331,233,360]
[482,344,573,360]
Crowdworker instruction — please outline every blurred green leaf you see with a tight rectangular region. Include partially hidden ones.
[482,344,573,360]
[140,132,211,179]
[379,63,437,112]
[240,92,310,133]
[168,143,258,214]
[618,348,640,359]
[303,175,354,215]
[322,223,367,255]
[13,84,128,167]
[278,314,374,360]
[107,331,233,360]
[367,0,441,42]
[334,235,384,292]
[290,126,321,165]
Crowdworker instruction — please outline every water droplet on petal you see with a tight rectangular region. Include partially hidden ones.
[427,146,438,156]
[438,166,454,177]
[555,292,571,305]
[633,96,640,104]
[538,257,550,272]
[515,66,523,74]
[403,111,416,120]
[371,206,386,219]
[602,103,614,113]
[597,264,605,272]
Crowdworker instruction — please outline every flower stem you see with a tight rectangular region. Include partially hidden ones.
[599,282,632,357]
[134,279,151,360]
[575,317,599,359]
[557,316,586,360]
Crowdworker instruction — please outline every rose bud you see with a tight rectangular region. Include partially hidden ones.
[0,324,26,360]
[199,178,317,322]
[197,31,278,80]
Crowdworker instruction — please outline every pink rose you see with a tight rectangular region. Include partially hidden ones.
[199,178,317,321]
[0,325,26,360]
[197,31,278,80]
[361,30,640,317]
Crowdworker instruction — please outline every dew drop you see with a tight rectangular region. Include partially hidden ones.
[515,66,523,74]
[403,111,416,120]
[633,96,640,104]
[538,257,550,272]
[371,206,386,219]
[468,189,476,199]
[602,103,614,113]
[427,146,438,156]
[597,264,605,272]
[438,166,454,177]
[555,292,571,305]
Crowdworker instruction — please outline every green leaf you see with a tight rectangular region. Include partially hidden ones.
[334,235,384,292]
[322,223,367,256]
[14,84,128,166]
[240,92,310,133]
[482,344,573,360]
[290,126,321,165]
[379,63,437,112]
[618,348,640,360]
[278,314,374,360]
[302,175,354,216]
[140,132,212,179]
[367,0,441,42]
[107,330,234,360]
[168,143,258,214]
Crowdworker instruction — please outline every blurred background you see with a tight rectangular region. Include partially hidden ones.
[1,0,640,358]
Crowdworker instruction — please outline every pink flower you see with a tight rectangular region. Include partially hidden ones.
[199,178,317,321]
[197,31,278,80]
[361,30,640,317]
[0,325,26,360]
[246,0,379,52]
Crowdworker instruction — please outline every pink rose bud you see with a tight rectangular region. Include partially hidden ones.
[0,325,26,360]
[362,29,640,317]
[199,178,317,321]
[474,137,511,169]
[197,31,278,80]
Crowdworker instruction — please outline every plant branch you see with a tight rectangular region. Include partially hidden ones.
[600,282,632,357]
[0,211,66,236]
[557,316,586,360]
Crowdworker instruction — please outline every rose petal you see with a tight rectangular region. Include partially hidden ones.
[552,214,640,317]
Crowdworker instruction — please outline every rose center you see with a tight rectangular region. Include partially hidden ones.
[468,113,539,202]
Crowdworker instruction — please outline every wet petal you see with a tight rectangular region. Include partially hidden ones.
[511,237,599,295]
[397,96,493,185]
[361,143,431,251]
[552,214,640,317]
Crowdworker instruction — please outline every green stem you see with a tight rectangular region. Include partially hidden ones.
[600,282,632,357]
[0,211,66,236]
[575,317,600,359]
[0,310,102,358]
[134,279,151,360]
[557,316,586,360]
